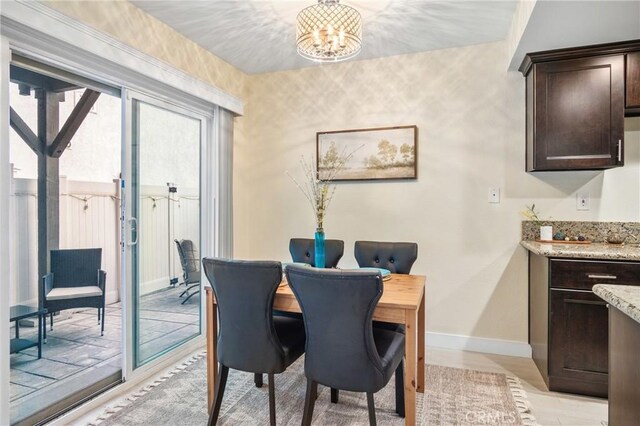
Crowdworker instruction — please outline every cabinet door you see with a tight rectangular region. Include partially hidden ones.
[533,55,624,171]
[549,289,608,397]
[626,52,640,112]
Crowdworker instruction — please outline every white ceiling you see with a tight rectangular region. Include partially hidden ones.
[131,0,519,74]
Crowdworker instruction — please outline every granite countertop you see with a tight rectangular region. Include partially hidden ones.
[520,240,640,261]
[593,284,640,324]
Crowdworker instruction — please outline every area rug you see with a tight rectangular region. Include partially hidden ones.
[91,352,538,425]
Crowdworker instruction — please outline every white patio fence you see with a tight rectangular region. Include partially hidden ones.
[9,174,199,306]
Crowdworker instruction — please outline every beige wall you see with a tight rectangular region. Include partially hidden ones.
[237,41,640,343]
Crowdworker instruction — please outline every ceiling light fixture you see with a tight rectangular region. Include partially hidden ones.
[296,0,362,63]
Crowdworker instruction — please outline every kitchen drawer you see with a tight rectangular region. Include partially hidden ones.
[550,259,640,291]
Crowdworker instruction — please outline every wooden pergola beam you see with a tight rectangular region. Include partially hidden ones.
[9,107,42,155]
[49,89,101,158]
[36,89,60,289]
[10,65,80,93]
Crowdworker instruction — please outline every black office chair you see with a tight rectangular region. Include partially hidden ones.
[289,238,345,268]
[354,241,418,274]
[202,258,306,426]
[285,265,405,425]
[175,239,200,304]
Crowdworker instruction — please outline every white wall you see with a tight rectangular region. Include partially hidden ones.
[235,40,640,345]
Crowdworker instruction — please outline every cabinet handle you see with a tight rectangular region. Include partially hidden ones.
[587,274,617,280]
[617,140,622,162]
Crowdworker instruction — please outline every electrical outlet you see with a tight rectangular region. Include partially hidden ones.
[577,192,590,211]
[488,187,500,204]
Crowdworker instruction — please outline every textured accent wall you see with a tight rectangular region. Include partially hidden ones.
[236,41,640,343]
[44,0,247,100]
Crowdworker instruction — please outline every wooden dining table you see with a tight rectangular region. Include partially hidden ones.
[205,273,426,425]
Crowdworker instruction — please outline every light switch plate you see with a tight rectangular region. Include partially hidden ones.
[488,187,500,204]
[577,192,590,211]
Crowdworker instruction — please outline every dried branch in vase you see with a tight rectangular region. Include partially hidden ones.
[286,145,359,230]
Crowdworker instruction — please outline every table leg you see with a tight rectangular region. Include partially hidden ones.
[206,290,218,414]
[417,294,425,393]
[15,320,19,339]
[404,308,417,425]
[38,314,42,359]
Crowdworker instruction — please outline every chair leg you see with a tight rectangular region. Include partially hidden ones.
[181,290,200,305]
[101,306,106,336]
[395,359,405,417]
[208,365,229,426]
[366,392,377,426]
[268,373,276,426]
[50,313,54,331]
[302,379,318,426]
[98,308,101,324]
[43,314,47,343]
[255,373,263,388]
[331,388,339,403]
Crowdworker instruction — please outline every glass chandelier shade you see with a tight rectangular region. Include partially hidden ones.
[296,0,362,63]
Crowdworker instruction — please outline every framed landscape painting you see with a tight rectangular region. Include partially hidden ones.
[316,125,417,181]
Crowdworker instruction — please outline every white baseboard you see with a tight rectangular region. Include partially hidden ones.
[427,332,532,358]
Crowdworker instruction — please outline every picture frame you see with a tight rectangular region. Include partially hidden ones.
[316,125,418,181]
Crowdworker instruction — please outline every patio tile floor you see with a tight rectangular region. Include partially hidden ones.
[9,285,200,417]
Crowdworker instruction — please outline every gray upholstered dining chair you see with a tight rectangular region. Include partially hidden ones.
[285,265,405,425]
[42,248,106,338]
[202,258,306,426]
[289,238,345,268]
[354,241,418,274]
[354,240,418,414]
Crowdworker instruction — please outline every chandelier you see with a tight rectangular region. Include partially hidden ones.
[296,0,362,63]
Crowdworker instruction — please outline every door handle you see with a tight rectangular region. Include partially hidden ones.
[617,140,622,163]
[128,217,139,246]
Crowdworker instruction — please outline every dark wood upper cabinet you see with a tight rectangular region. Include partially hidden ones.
[627,51,640,114]
[527,55,624,171]
[520,40,640,172]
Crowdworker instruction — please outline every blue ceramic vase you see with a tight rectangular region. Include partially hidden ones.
[314,228,325,268]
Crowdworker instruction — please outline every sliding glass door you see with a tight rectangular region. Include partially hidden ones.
[122,91,204,372]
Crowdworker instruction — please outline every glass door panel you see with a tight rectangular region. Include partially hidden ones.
[130,97,202,367]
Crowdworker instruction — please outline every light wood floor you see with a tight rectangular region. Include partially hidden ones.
[427,348,607,426]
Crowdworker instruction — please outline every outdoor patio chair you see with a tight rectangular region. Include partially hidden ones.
[42,248,106,338]
[175,239,201,304]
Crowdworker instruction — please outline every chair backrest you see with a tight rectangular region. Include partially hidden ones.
[51,248,102,288]
[285,265,386,392]
[175,239,201,284]
[202,258,288,373]
[289,238,344,268]
[354,241,418,274]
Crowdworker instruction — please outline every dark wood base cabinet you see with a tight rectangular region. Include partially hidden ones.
[608,306,640,425]
[529,253,640,397]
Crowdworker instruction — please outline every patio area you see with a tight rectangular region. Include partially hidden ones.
[9,286,200,421]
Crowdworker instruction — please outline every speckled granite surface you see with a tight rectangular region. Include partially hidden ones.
[593,284,640,324]
[522,221,640,243]
[520,240,640,261]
